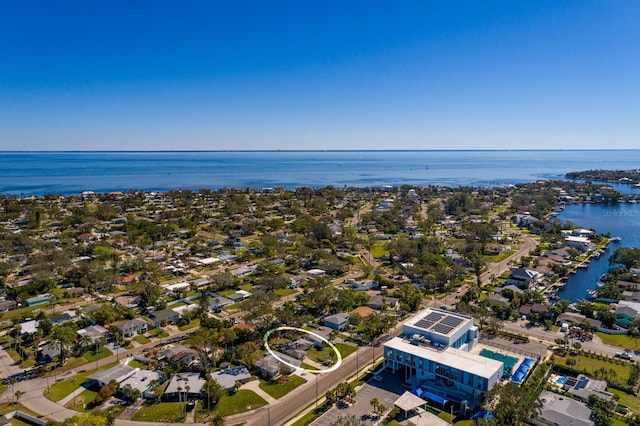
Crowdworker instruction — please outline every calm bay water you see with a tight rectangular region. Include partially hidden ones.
[557,202,640,302]
[1,150,640,196]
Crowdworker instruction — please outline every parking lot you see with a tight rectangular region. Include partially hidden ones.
[310,370,404,426]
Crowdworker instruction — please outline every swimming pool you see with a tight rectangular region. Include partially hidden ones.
[555,376,566,385]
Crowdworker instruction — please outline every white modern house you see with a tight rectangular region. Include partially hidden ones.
[383,308,503,406]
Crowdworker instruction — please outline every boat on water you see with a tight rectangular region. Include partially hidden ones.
[596,281,605,288]
[611,237,622,242]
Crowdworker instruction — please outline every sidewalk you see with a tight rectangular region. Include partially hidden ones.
[240,380,277,404]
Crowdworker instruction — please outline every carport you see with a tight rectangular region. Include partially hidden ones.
[394,391,427,417]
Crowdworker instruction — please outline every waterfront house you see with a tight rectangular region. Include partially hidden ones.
[506,268,542,289]
[565,236,593,252]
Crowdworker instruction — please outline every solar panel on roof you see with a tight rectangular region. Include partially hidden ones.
[440,316,464,327]
[424,312,444,322]
[431,323,454,335]
[575,377,589,390]
[415,319,436,329]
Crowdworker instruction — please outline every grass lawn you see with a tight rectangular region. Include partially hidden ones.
[239,283,252,291]
[54,356,90,373]
[178,318,200,331]
[300,362,316,371]
[98,404,127,419]
[274,288,297,298]
[126,359,148,369]
[167,302,186,309]
[306,346,340,364]
[6,349,20,363]
[369,241,389,259]
[84,347,113,363]
[222,302,243,312]
[554,354,631,382]
[595,332,640,351]
[45,361,119,402]
[334,343,358,358]
[1,305,47,321]
[214,390,267,416]
[151,328,169,338]
[0,402,43,418]
[290,410,318,426]
[611,418,628,426]
[10,417,34,426]
[485,249,515,263]
[133,334,151,344]
[133,402,184,423]
[65,388,98,411]
[19,357,36,369]
[610,388,640,414]
[218,289,236,297]
[258,375,305,399]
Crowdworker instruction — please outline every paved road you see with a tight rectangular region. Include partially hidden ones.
[482,234,538,282]
[0,346,24,379]
[227,337,392,426]
[501,321,626,359]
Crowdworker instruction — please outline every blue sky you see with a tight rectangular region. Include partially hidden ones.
[1,1,639,150]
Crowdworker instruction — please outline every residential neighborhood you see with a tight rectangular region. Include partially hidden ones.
[0,181,639,426]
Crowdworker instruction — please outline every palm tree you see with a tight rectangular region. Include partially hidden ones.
[14,390,24,406]
[78,335,91,352]
[184,384,191,416]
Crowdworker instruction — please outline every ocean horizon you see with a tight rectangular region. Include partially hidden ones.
[1,149,640,153]
[2,149,640,196]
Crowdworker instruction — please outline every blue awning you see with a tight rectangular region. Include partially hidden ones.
[522,358,535,368]
[423,391,448,406]
[512,371,525,382]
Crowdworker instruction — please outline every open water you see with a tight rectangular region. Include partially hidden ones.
[557,202,640,303]
[1,150,640,196]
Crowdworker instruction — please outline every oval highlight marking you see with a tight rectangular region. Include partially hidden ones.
[263,326,343,374]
